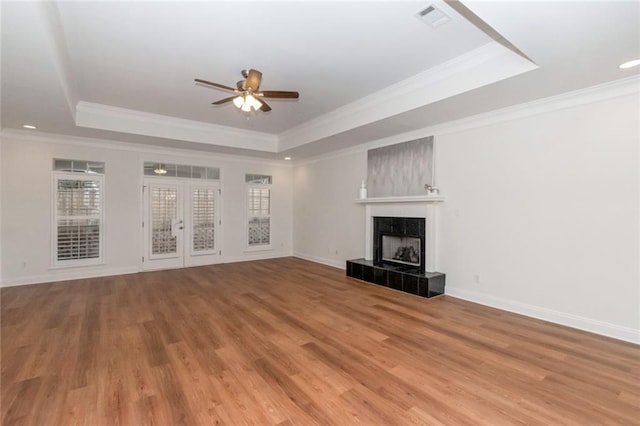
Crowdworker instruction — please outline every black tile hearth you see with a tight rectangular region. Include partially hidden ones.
[403,275,418,295]
[363,265,375,283]
[388,271,403,290]
[374,268,388,286]
[346,259,445,299]
[389,271,404,290]
[350,262,363,280]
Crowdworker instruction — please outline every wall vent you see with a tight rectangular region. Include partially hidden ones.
[415,4,451,28]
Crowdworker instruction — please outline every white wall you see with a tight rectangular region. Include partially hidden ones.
[437,93,638,341]
[293,150,366,268]
[0,132,293,286]
[293,82,639,342]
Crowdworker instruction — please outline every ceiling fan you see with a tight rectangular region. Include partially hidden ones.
[194,69,299,113]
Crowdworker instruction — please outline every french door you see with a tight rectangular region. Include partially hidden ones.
[143,178,221,271]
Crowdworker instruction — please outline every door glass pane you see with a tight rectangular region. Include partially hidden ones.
[192,188,215,251]
[191,166,205,179]
[177,165,191,178]
[206,167,220,180]
[151,187,177,255]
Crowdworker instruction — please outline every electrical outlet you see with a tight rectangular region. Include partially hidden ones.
[473,274,480,284]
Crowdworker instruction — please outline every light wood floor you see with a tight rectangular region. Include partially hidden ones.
[2,257,639,425]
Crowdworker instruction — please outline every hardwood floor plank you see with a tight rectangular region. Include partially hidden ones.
[59,384,98,426]
[135,393,183,426]
[153,363,198,426]
[253,356,334,425]
[1,377,42,426]
[2,257,639,425]
[140,321,171,367]
[209,363,277,425]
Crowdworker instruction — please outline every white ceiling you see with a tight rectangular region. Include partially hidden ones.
[2,1,639,160]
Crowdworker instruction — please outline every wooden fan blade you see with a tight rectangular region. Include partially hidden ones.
[211,96,238,105]
[242,69,262,91]
[259,99,272,112]
[195,78,236,92]
[260,90,299,99]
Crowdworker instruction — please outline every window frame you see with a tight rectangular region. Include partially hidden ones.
[51,171,105,268]
[245,180,272,251]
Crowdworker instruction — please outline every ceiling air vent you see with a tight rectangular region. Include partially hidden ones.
[415,5,451,28]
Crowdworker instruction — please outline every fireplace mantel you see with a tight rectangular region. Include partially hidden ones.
[358,195,442,272]
[354,195,445,204]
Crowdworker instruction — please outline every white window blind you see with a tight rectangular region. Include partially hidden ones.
[53,172,104,266]
[150,187,178,255]
[246,174,271,248]
[192,188,216,252]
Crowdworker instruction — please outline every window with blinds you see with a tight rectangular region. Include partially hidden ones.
[53,167,104,266]
[246,174,271,248]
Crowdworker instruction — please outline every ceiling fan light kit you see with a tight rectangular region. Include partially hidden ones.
[238,94,263,112]
[195,69,299,114]
[154,164,167,175]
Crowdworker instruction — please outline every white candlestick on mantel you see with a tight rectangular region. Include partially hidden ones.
[359,180,367,199]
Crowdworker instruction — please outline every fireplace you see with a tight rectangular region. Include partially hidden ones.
[347,198,445,299]
[373,216,425,273]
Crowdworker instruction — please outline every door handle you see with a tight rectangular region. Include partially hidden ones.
[171,219,184,237]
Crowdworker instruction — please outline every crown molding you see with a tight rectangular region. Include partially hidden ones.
[295,75,639,166]
[71,42,538,155]
[0,129,292,168]
[278,41,539,152]
[11,75,634,169]
[429,74,640,137]
[75,101,279,152]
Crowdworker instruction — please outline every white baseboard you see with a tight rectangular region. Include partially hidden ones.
[446,287,640,345]
[0,266,140,288]
[1,252,295,287]
[222,250,293,264]
[293,252,345,270]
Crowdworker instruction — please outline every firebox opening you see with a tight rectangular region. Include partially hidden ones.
[382,235,421,267]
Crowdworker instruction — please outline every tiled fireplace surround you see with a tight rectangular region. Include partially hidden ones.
[347,198,445,298]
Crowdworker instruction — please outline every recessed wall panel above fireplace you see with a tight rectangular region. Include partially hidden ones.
[367,136,434,197]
